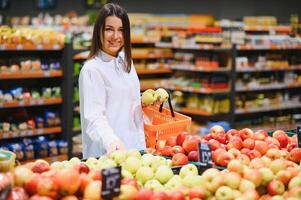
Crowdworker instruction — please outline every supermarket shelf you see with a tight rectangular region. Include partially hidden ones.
[163,84,230,94]
[236,83,301,92]
[20,154,68,164]
[178,107,217,116]
[236,44,301,50]
[243,25,292,33]
[0,70,63,80]
[132,52,173,59]
[237,65,301,72]
[0,44,64,51]
[0,97,62,109]
[171,64,230,73]
[249,123,299,133]
[155,42,231,50]
[137,68,172,75]
[73,51,89,60]
[235,103,301,114]
[0,127,62,139]
[131,38,156,44]
[140,83,160,91]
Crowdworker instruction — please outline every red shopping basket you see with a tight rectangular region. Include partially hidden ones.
[142,96,191,148]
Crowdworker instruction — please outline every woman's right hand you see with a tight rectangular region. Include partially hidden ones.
[107,140,125,155]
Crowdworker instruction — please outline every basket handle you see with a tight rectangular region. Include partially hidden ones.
[159,91,175,118]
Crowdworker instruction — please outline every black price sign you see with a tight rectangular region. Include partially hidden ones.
[297,126,301,148]
[198,143,213,168]
[101,166,121,200]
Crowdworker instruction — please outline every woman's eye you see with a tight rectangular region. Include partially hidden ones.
[105,28,113,31]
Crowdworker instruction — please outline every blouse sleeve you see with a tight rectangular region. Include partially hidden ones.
[79,66,119,150]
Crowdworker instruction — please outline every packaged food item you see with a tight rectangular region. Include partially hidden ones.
[34,136,49,158]
[18,122,27,130]
[10,64,20,72]
[31,90,40,99]
[20,60,31,71]
[42,88,52,98]
[8,143,25,161]
[52,87,61,97]
[2,122,10,132]
[3,93,13,102]
[31,60,41,71]
[27,119,35,129]
[48,141,58,156]
[22,139,35,160]
[57,140,68,155]
[11,88,23,101]
[35,117,44,128]
[45,111,56,127]
[49,62,60,70]
[0,149,16,172]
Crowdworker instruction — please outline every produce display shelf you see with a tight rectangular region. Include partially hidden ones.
[236,83,301,92]
[0,97,62,109]
[0,44,64,51]
[171,65,230,72]
[164,84,230,94]
[0,70,63,80]
[20,154,68,164]
[137,68,172,75]
[0,127,62,139]
[178,107,218,116]
[236,44,301,50]
[237,65,301,72]
[243,25,292,32]
[235,103,301,114]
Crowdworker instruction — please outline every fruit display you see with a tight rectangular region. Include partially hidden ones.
[0,26,65,48]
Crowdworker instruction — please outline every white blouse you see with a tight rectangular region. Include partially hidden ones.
[79,51,146,159]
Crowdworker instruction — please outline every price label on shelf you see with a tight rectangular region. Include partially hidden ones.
[53,44,60,50]
[37,99,44,105]
[44,71,50,77]
[37,129,43,135]
[20,131,26,136]
[19,101,24,106]
[36,45,43,50]
[16,44,23,50]
[101,166,121,199]
[27,130,33,136]
[198,143,213,168]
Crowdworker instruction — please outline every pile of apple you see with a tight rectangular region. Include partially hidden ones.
[146,131,201,166]
[203,125,301,167]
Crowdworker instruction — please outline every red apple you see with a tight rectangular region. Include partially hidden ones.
[168,190,185,200]
[188,187,204,199]
[243,168,263,187]
[241,189,260,200]
[188,150,199,162]
[79,173,92,194]
[265,148,281,160]
[161,146,172,157]
[289,148,301,163]
[240,148,251,155]
[166,136,177,147]
[172,153,188,166]
[208,139,221,151]
[215,152,234,166]
[227,159,244,174]
[203,134,212,141]
[254,140,269,155]
[31,160,50,174]
[265,137,280,147]
[24,173,42,196]
[55,168,81,195]
[267,180,285,195]
[121,178,138,189]
[74,163,90,174]
[212,149,226,163]
[242,138,255,149]
[171,145,185,156]
[287,143,298,152]
[226,129,239,140]
[253,130,268,141]
[182,136,199,153]
[272,130,286,138]
[215,132,227,144]
[239,128,254,140]
[247,149,261,160]
[29,195,54,200]
[275,170,292,185]
[61,196,78,200]
[151,192,169,200]
[37,177,59,199]
[176,132,189,146]
[274,133,289,148]
[156,140,166,151]
[227,138,243,150]
[228,148,241,159]
[134,189,153,200]
[237,154,250,165]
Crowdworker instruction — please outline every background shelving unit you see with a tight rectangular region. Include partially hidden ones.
[0,44,71,162]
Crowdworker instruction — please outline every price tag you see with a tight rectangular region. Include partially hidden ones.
[16,44,23,50]
[37,129,43,135]
[19,101,24,106]
[44,71,50,77]
[198,143,213,168]
[297,126,301,148]
[37,99,44,105]
[53,44,60,49]
[101,166,121,200]
[36,44,43,50]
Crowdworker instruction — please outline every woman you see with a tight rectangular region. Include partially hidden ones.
[79,3,146,158]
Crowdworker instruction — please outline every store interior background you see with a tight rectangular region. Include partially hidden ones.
[1,0,301,160]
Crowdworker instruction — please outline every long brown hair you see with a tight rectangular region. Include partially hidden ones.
[88,3,132,73]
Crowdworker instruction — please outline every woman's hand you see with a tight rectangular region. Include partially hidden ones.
[107,140,125,155]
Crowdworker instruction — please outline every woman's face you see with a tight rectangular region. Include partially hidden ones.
[102,16,124,57]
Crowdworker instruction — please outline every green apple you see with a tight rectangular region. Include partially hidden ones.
[136,166,154,184]
[141,154,154,167]
[223,172,241,189]
[97,159,116,170]
[288,176,301,190]
[50,161,64,169]
[239,179,256,193]
[166,159,172,167]
[98,155,109,162]
[86,157,98,166]
[165,175,183,191]
[62,160,73,169]
[126,149,141,159]
[179,164,198,178]
[183,174,203,188]
[109,150,127,165]
[269,159,286,174]
[259,168,274,186]
[119,184,138,200]
[215,186,233,200]
[155,165,174,184]
[123,156,141,174]
[151,156,167,172]
[144,179,164,192]
[155,88,169,102]
[122,169,134,179]
[69,157,81,166]
[142,89,158,106]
